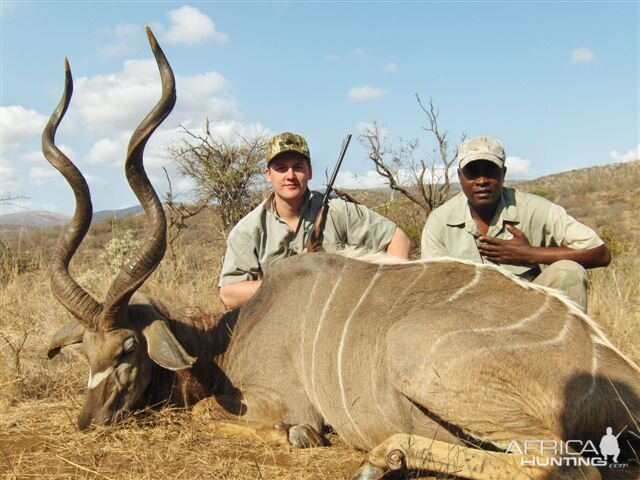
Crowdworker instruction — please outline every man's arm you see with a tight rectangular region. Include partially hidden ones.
[477,224,611,269]
[335,199,410,258]
[386,227,411,259]
[420,212,449,259]
[219,280,263,310]
[219,224,263,310]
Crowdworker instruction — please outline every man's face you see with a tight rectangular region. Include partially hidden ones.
[265,152,312,202]
[457,160,505,211]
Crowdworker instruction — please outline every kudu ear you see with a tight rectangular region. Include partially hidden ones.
[47,322,85,359]
[142,319,196,371]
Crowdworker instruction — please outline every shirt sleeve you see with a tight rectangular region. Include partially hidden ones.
[218,226,262,287]
[544,203,604,250]
[421,211,449,259]
[327,199,397,251]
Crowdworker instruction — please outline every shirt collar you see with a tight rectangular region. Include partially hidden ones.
[264,190,314,237]
[446,187,520,228]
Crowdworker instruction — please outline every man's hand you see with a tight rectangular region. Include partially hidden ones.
[477,224,535,265]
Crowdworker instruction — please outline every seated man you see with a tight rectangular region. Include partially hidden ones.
[421,135,610,312]
[219,131,411,309]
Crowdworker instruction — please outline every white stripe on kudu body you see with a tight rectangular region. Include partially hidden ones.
[446,268,481,302]
[300,270,322,399]
[429,296,552,356]
[337,267,381,449]
[310,263,346,421]
[372,263,429,433]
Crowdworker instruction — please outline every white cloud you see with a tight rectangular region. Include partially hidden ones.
[99,23,143,57]
[335,170,388,190]
[74,59,163,133]
[327,53,339,62]
[383,62,397,73]
[609,144,640,163]
[166,6,228,45]
[86,137,126,165]
[353,48,366,58]
[72,59,236,136]
[34,144,75,163]
[0,106,48,149]
[334,168,420,189]
[506,156,531,177]
[84,173,108,188]
[571,47,595,64]
[179,72,229,99]
[19,150,45,163]
[0,157,22,195]
[348,85,388,103]
[30,166,63,185]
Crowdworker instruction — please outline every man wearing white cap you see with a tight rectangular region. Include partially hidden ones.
[421,135,611,312]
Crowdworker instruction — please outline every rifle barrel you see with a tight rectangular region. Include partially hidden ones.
[322,133,352,204]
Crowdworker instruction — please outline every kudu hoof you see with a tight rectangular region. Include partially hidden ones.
[274,421,327,448]
[352,462,387,480]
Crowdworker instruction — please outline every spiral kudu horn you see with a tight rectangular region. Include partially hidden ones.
[100,27,176,330]
[43,27,176,332]
[42,58,103,330]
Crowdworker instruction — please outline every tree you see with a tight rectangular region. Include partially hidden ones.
[359,96,463,219]
[169,121,268,233]
[162,167,211,271]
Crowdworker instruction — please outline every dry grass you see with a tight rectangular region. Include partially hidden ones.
[1,402,362,479]
[1,162,639,479]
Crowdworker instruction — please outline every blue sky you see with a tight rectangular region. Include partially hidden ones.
[1,1,638,215]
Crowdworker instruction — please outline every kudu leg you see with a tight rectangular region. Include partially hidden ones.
[352,434,601,480]
[208,420,325,447]
[194,395,327,448]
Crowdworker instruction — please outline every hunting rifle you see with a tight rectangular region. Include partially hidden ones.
[303,133,352,252]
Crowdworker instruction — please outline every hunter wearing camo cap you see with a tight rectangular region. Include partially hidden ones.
[219,131,411,309]
[421,135,611,312]
[266,131,310,164]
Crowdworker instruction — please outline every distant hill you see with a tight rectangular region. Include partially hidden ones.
[0,211,70,228]
[517,161,639,254]
[0,205,144,228]
[92,205,143,223]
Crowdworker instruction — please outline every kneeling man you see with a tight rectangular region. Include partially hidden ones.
[220,131,411,309]
[421,135,610,312]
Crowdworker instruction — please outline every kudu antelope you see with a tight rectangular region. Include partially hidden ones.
[45,28,639,480]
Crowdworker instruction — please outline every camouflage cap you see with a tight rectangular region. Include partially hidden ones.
[266,132,310,164]
[457,136,506,169]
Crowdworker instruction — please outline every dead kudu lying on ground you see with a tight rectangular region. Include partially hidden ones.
[44,28,639,480]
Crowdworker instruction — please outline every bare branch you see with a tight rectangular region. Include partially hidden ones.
[168,121,268,234]
[359,97,460,220]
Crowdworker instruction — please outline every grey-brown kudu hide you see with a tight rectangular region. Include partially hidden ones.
[45,28,639,478]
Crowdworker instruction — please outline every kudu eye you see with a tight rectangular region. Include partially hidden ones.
[123,337,137,355]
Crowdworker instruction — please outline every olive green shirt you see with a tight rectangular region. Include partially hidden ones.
[421,188,604,279]
[219,190,397,286]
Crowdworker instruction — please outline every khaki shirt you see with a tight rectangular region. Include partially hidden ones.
[421,188,604,279]
[219,190,397,286]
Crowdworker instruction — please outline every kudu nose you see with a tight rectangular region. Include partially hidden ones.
[77,410,93,431]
